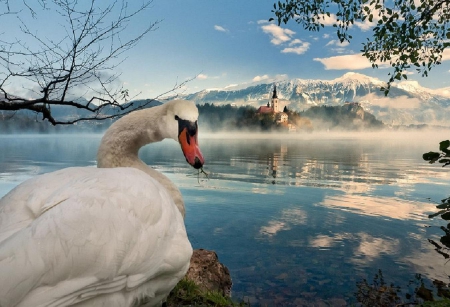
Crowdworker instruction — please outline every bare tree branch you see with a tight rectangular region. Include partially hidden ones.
[0,0,187,125]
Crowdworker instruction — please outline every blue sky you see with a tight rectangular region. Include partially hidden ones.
[3,0,450,100]
[123,0,450,98]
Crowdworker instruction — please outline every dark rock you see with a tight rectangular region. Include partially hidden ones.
[185,249,232,297]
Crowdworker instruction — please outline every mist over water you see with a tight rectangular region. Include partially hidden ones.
[1,130,450,305]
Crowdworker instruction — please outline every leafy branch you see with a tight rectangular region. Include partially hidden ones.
[271,0,450,94]
[423,140,450,167]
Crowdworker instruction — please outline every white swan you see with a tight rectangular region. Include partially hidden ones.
[0,100,205,307]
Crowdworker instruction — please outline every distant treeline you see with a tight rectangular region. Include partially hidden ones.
[0,112,113,134]
[198,104,279,132]
[301,104,385,131]
[0,102,386,133]
[198,103,384,132]
[197,103,312,131]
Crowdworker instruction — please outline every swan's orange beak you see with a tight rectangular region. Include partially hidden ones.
[178,121,204,169]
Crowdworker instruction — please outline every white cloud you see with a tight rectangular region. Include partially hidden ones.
[282,39,311,54]
[289,39,303,46]
[197,74,208,80]
[353,4,383,31]
[354,20,376,31]
[318,13,339,26]
[214,25,228,32]
[325,40,349,47]
[256,74,288,83]
[252,75,270,82]
[433,87,450,98]
[260,23,295,45]
[323,33,330,39]
[282,42,310,55]
[324,40,350,55]
[317,11,378,32]
[274,74,289,80]
[442,48,450,61]
[316,48,450,71]
[224,84,238,89]
[358,93,421,109]
[258,21,311,56]
[314,53,378,70]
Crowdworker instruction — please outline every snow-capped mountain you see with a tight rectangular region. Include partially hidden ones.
[184,72,450,126]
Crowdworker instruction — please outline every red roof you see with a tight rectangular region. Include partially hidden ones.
[257,106,273,114]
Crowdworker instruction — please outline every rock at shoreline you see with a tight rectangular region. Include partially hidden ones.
[185,249,232,297]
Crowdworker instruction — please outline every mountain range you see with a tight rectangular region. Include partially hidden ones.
[2,72,450,129]
[183,72,450,127]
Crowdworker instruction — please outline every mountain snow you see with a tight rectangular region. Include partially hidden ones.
[184,72,450,126]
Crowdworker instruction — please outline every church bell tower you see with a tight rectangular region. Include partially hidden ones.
[271,85,280,113]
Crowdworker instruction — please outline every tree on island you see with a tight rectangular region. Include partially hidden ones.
[271,0,450,95]
[0,0,189,125]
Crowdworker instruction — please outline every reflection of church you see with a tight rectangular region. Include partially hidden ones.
[257,85,296,131]
[268,143,288,184]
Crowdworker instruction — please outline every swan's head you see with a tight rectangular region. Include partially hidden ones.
[165,100,205,169]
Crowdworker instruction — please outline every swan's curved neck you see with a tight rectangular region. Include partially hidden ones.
[97,105,167,169]
[95,104,186,218]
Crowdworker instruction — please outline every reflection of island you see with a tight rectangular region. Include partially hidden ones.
[223,137,450,193]
[262,139,393,190]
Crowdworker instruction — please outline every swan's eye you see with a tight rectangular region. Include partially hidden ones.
[177,118,198,138]
[175,115,180,120]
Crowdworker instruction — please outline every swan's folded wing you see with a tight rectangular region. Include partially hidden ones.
[0,167,192,307]
[0,167,92,243]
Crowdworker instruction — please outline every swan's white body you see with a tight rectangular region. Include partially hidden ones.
[0,100,204,307]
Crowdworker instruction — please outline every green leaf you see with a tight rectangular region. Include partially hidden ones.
[429,210,446,218]
[423,152,441,162]
[442,212,450,220]
[436,203,450,209]
[439,140,450,151]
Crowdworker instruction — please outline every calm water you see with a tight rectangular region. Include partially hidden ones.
[1,132,450,306]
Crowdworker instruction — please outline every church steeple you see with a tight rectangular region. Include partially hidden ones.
[272,85,278,99]
[271,84,280,113]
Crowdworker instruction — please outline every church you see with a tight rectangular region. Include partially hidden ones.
[257,85,288,124]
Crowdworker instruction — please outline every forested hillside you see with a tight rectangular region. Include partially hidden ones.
[0,102,386,133]
[302,104,385,131]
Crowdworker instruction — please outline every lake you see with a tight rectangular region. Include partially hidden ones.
[1,131,450,306]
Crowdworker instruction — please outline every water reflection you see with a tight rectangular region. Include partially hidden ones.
[199,136,450,198]
[181,134,450,305]
[2,133,450,306]
[259,208,308,237]
[319,194,436,220]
